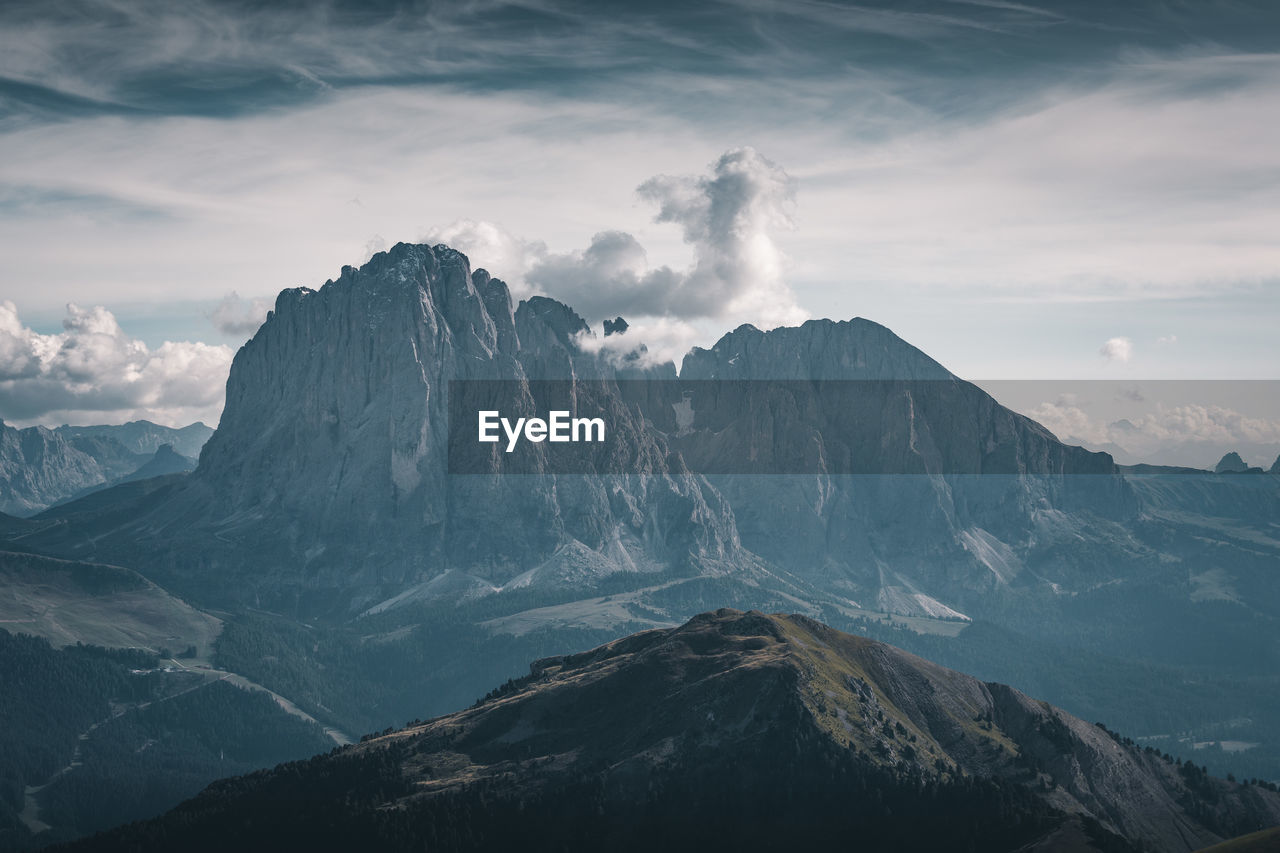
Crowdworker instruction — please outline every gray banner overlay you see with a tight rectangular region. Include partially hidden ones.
[447,379,1140,475]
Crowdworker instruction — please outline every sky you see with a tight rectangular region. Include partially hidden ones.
[0,0,1278,447]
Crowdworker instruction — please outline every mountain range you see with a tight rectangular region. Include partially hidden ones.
[0,421,210,515]
[10,244,1277,639]
[3,242,1279,848]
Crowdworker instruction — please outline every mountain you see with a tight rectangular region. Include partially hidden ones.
[6,242,1128,621]
[0,424,140,516]
[26,245,760,615]
[1216,452,1250,474]
[54,422,212,460]
[674,320,1133,617]
[7,242,1280,785]
[1272,454,1280,475]
[60,610,1280,853]
[0,422,211,516]
[116,444,196,483]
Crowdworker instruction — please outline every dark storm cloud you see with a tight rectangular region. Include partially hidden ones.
[5,1,1278,122]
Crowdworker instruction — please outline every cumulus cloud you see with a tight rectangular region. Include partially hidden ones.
[525,148,807,327]
[1121,404,1280,447]
[419,149,809,365]
[572,316,706,370]
[0,301,232,427]
[1027,399,1109,445]
[1157,335,1178,345]
[420,219,546,299]
[1099,337,1132,363]
[1028,395,1280,466]
[208,291,272,337]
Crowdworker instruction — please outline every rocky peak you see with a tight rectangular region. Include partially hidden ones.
[681,317,953,380]
[1216,452,1249,473]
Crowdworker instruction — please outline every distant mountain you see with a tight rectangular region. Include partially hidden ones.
[1216,452,1251,474]
[62,610,1280,853]
[0,421,211,515]
[118,444,197,483]
[55,421,212,460]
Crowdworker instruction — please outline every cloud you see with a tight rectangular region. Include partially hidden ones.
[420,219,546,300]
[1118,404,1280,447]
[1028,396,1280,464]
[208,291,271,337]
[1116,385,1144,403]
[1099,337,1132,363]
[421,149,809,364]
[1157,334,1178,345]
[525,147,808,327]
[1026,399,1108,445]
[572,316,706,369]
[0,301,232,427]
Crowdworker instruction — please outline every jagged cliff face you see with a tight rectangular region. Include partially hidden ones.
[182,244,1135,616]
[64,611,1280,853]
[0,425,117,514]
[174,244,743,610]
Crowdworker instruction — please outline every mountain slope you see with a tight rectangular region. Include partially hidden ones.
[0,550,219,653]
[63,610,1280,853]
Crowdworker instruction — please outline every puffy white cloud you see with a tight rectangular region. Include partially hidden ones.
[418,149,809,367]
[1027,395,1280,465]
[572,316,706,369]
[1027,399,1109,445]
[208,291,272,337]
[526,147,807,327]
[1121,404,1280,447]
[1099,337,1132,363]
[0,301,232,427]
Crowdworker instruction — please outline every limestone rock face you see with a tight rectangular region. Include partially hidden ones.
[139,243,743,611]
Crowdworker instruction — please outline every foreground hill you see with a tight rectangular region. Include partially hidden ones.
[64,610,1280,853]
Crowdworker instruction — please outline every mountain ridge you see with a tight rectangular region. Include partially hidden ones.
[59,609,1280,853]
